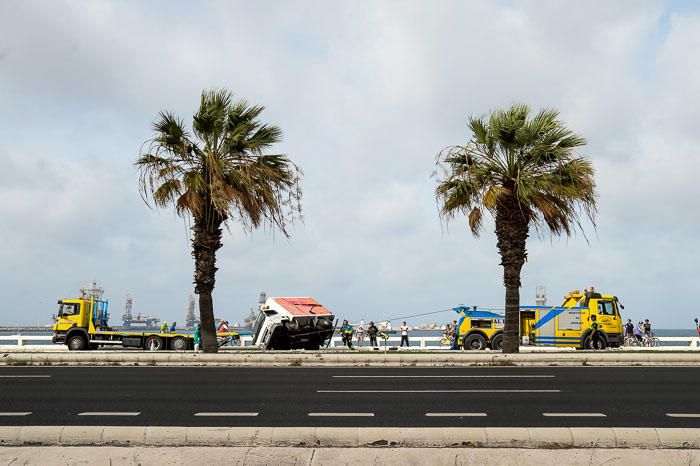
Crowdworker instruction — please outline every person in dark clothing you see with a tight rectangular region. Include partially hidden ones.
[400,321,409,347]
[589,315,600,349]
[643,319,652,337]
[624,319,634,338]
[367,321,379,347]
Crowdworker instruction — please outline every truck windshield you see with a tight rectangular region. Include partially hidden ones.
[59,303,79,317]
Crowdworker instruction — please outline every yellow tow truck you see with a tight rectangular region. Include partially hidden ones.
[52,296,239,351]
[520,288,624,349]
[450,288,624,350]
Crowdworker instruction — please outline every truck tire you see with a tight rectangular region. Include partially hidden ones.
[463,333,487,351]
[490,334,504,351]
[144,336,164,351]
[583,334,607,350]
[67,335,87,351]
[170,336,189,351]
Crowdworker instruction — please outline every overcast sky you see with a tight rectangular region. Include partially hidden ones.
[1,0,698,328]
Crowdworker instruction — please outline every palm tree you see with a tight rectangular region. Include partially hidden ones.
[137,89,302,353]
[435,103,596,353]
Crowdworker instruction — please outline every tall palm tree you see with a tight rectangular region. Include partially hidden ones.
[137,89,302,353]
[435,103,596,353]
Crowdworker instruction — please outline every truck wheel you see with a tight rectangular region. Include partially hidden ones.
[464,334,487,351]
[170,336,189,351]
[583,334,606,350]
[144,336,164,351]
[490,334,504,351]
[67,335,87,351]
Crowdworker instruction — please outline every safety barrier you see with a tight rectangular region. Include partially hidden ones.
[1,334,698,349]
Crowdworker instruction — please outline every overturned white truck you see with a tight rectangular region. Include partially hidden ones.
[251,297,336,350]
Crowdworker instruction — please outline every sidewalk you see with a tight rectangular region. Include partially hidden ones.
[1,446,697,466]
[2,349,700,366]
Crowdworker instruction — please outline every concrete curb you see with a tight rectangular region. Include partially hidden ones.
[1,427,700,448]
[2,350,700,366]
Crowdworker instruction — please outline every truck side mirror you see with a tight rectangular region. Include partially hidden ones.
[57,300,63,305]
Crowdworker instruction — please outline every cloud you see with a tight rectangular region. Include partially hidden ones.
[0,0,698,329]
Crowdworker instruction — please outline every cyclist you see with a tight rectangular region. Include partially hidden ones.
[589,315,600,349]
[634,322,644,343]
[643,319,652,337]
[340,320,354,349]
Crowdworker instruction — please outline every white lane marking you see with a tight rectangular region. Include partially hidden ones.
[308,413,374,417]
[194,412,259,417]
[333,375,554,378]
[78,412,141,416]
[0,375,51,378]
[0,412,31,416]
[666,413,700,418]
[425,412,487,417]
[318,390,560,393]
[543,413,606,417]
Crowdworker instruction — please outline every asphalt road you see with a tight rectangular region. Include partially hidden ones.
[0,366,698,427]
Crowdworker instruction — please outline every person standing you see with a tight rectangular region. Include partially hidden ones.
[624,319,634,340]
[589,315,600,349]
[193,323,201,352]
[170,321,177,333]
[367,321,379,347]
[160,321,169,334]
[400,321,409,347]
[340,320,354,349]
[356,323,366,346]
[451,320,460,350]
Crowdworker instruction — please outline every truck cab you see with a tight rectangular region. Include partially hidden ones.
[252,297,335,350]
[53,298,110,349]
[521,289,624,349]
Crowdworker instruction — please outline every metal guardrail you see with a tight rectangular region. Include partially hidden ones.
[1,334,699,348]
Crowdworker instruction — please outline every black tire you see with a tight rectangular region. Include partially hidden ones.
[583,334,606,350]
[67,335,87,351]
[170,336,189,351]
[490,334,504,351]
[144,335,164,351]
[463,333,487,351]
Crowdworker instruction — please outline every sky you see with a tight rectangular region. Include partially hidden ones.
[0,0,699,328]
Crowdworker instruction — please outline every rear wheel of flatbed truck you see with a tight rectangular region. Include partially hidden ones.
[170,336,189,351]
[144,335,164,351]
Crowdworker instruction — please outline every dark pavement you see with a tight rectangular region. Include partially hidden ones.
[0,366,698,427]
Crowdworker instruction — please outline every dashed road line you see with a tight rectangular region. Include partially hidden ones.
[543,413,606,417]
[194,412,259,417]
[308,412,374,417]
[425,412,487,417]
[666,413,700,418]
[0,375,51,378]
[0,412,31,416]
[78,412,141,416]
[318,389,561,393]
[333,375,554,378]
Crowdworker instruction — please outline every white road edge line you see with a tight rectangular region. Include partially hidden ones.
[333,375,554,378]
[318,390,561,393]
[194,412,259,417]
[0,375,51,378]
[666,413,700,418]
[543,413,606,417]
[425,413,487,417]
[78,412,141,416]
[308,413,374,417]
[0,412,31,416]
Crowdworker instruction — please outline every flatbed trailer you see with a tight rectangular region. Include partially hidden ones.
[52,296,239,351]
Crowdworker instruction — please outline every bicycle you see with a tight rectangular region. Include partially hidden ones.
[642,333,660,347]
[624,334,640,347]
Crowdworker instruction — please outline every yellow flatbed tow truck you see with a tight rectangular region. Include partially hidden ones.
[52,296,239,351]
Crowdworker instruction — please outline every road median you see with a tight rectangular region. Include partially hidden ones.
[1,427,700,449]
[1,350,700,366]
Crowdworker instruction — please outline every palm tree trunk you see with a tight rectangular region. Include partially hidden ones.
[192,213,224,354]
[495,196,529,354]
